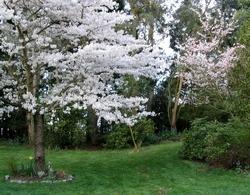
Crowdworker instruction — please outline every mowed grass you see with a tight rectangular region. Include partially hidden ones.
[0,142,249,195]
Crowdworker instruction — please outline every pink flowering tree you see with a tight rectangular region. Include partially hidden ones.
[178,18,241,95]
[0,0,164,171]
[169,11,242,130]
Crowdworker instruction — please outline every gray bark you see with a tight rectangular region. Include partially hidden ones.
[34,114,45,172]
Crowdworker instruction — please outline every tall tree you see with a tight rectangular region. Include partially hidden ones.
[169,0,201,52]
[225,0,250,119]
[0,0,163,171]
[166,0,202,131]
[124,0,166,45]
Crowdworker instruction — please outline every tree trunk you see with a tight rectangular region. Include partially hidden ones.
[34,114,45,172]
[170,77,183,132]
[129,126,138,151]
[27,112,35,146]
[86,107,98,146]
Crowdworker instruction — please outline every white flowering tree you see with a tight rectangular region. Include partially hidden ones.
[169,11,242,130]
[0,0,164,171]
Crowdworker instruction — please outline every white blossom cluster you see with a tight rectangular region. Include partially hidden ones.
[0,0,165,126]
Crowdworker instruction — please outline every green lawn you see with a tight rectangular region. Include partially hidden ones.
[0,142,249,195]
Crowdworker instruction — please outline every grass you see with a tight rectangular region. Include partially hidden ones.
[0,141,249,195]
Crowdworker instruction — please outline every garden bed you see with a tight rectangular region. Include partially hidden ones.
[5,174,74,184]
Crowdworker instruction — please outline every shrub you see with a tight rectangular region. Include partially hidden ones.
[157,130,182,142]
[105,125,131,149]
[180,118,213,160]
[46,124,86,149]
[133,118,157,146]
[45,110,87,149]
[180,118,250,169]
[105,118,156,149]
[205,119,250,169]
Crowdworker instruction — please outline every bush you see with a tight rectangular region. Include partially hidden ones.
[180,118,250,169]
[105,118,157,149]
[133,118,158,146]
[105,125,130,149]
[45,110,87,149]
[180,118,212,160]
[157,130,182,142]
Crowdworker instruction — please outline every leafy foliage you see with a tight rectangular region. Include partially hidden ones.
[181,118,210,160]
[8,157,38,177]
[105,118,156,149]
[181,118,250,169]
[125,0,166,44]
[45,110,87,149]
[157,130,182,141]
[225,2,250,119]
[169,0,201,51]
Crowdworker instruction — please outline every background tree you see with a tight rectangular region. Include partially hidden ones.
[214,0,239,19]
[225,0,250,119]
[125,0,167,45]
[165,0,202,131]
[169,0,201,52]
